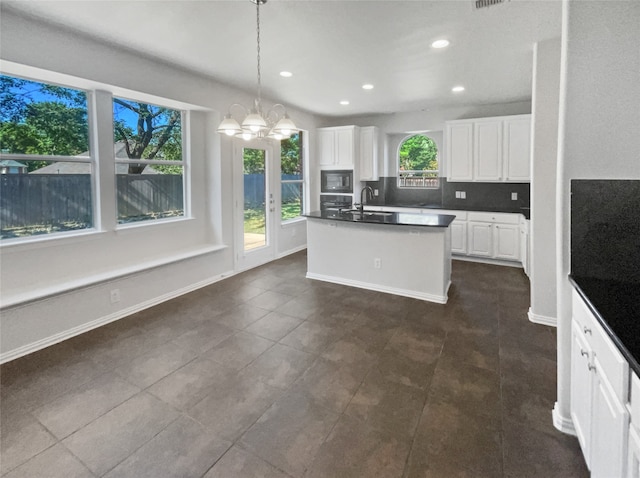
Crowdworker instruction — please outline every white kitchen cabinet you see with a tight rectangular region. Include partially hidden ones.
[571,320,593,466]
[445,114,531,183]
[359,126,378,181]
[450,220,467,255]
[474,119,503,181]
[317,126,358,170]
[467,212,520,261]
[519,217,530,277]
[628,373,640,478]
[446,122,474,181]
[467,221,493,257]
[503,116,531,181]
[571,289,630,477]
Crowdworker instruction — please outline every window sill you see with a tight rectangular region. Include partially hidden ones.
[1,244,228,309]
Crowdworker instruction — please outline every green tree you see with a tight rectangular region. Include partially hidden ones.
[0,75,89,166]
[399,134,438,172]
[243,148,265,174]
[113,99,181,174]
[281,132,301,176]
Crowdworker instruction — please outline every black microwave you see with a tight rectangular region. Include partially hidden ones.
[321,170,353,193]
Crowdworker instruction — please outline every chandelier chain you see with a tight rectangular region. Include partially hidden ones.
[256,0,261,109]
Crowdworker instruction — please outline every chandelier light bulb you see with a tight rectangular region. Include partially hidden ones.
[225,129,236,136]
[242,132,253,141]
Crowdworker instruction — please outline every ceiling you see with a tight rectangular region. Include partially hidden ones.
[2,0,562,117]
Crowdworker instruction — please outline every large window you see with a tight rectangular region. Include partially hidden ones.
[280,131,304,222]
[0,74,93,240]
[397,134,439,188]
[113,97,185,224]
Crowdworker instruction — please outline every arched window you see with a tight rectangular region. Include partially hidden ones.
[397,134,439,188]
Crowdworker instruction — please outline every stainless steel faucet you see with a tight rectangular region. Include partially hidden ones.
[359,186,374,213]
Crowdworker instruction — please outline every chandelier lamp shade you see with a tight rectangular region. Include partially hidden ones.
[217,0,298,141]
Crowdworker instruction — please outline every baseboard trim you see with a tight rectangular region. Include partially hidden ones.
[277,245,307,259]
[0,270,235,364]
[306,272,449,304]
[452,255,523,269]
[528,308,558,327]
[553,402,577,436]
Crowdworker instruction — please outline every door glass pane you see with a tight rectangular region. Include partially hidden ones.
[243,148,266,251]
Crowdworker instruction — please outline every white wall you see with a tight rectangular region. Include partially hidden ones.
[553,0,640,433]
[529,38,561,326]
[0,10,320,361]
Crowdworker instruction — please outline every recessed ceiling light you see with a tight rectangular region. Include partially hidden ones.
[362,84,374,90]
[431,39,450,49]
[279,71,293,77]
[452,85,465,93]
[340,100,350,105]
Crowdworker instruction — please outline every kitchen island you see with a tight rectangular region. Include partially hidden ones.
[304,210,456,303]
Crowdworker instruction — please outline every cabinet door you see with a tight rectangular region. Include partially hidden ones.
[520,223,529,276]
[359,126,378,181]
[467,221,493,256]
[318,129,335,168]
[493,223,520,261]
[503,116,531,181]
[446,122,473,181]
[591,356,630,478]
[450,220,467,255]
[474,120,503,181]
[628,426,640,478]
[571,320,593,467]
[335,127,355,169]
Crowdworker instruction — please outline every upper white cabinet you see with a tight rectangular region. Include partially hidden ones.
[503,116,532,181]
[446,123,474,181]
[446,114,531,182]
[474,119,503,181]
[317,125,359,170]
[359,126,379,181]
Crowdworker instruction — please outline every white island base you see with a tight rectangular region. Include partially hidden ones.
[306,217,452,304]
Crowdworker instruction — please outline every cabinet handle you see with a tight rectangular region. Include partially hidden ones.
[588,363,597,373]
[580,349,589,357]
[583,326,592,335]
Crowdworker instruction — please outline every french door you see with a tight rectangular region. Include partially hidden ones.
[234,139,276,271]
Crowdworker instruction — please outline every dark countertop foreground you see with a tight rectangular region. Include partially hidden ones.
[305,210,456,228]
[366,202,530,219]
[570,275,640,376]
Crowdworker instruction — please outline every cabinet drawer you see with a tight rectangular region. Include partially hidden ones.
[632,373,640,426]
[467,211,519,224]
[572,290,629,402]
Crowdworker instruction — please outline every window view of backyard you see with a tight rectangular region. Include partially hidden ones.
[0,75,92,239]
[0,74,186,240]
[398,134,439,188]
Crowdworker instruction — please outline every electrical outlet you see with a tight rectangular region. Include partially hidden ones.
[374,189,379,196]
[455,191,461,199]
[511,192,518,201]
[110,289,121,303]
[374,258,381,269]
[460,191,466,199]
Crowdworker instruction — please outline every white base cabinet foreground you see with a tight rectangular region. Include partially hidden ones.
[306,218,452,304]
[629,374,640,478]
[571,289,630,477]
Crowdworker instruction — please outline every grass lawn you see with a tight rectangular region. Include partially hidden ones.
[244,201,302,234]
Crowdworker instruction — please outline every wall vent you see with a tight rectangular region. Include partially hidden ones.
[475,0,506,9]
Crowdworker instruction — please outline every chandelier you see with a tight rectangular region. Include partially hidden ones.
[217,0,298,141]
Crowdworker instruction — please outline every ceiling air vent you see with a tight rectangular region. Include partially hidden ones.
[475,0,506,9]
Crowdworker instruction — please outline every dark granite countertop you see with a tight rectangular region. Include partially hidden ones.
[570,275,640,376]
[305,210,456,228]
[365,202,530,219]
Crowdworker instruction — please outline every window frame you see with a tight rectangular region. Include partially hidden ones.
[113,95,189,228]
[280,130,306,224]
[397,133,440,189]
[0,73,98,243]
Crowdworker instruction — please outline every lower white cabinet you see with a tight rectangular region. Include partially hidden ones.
[467,221,493,256]
[628,374,640,478]
[571,289,630,477]
[520,217,530,277]
[467,212,520,262]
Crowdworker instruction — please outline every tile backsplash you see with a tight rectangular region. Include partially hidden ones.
[571,179,640,283]
[364,177,530,214]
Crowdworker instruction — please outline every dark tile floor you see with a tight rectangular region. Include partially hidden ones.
[0,251,589,477]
